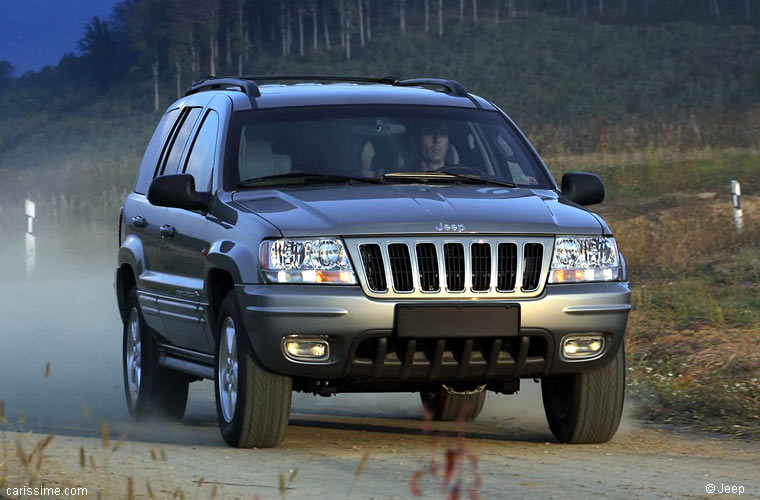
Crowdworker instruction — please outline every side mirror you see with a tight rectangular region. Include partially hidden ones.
[147,174,212,212]
[561,172,605,206]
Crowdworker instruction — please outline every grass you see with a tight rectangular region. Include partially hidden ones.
[0,116,758,442]
[577,154,760,437]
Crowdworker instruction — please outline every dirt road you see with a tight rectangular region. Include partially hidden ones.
[1,278,757,499]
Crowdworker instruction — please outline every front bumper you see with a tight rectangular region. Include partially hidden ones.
[236,282,630,386]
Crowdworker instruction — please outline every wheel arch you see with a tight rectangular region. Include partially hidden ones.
[206,266,237,340]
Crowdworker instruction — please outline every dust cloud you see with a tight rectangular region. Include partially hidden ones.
[0,229,635,446]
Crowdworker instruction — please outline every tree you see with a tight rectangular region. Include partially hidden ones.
[78,16,122,91]
[358,0,365,48]
[472,0,478,23]
[709,0,721,19]
[298,4,305,56]
[307,0,318,50]
[323,0,332,50]
[365,0,371,41]
[197,0,221,74]
[425,0,430,33]
[116,0,168,111]
[398,0,406,36]
[438,0,443,37]
[0,61,14,87]
[235,0,246,74]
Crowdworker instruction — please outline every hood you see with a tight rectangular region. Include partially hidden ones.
[232,184,603,237]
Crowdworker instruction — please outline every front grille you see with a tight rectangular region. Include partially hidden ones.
[522,243,544,291]
[351,236,552,299]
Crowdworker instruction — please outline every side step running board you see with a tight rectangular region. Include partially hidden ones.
[159,353,214,380]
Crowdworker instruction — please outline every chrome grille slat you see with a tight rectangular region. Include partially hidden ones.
[351,236,553,300]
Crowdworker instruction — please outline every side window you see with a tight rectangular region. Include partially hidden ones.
[134,108,180,194]
[183,110,219,193]
[159,107,202,177]
[492,130,539,186]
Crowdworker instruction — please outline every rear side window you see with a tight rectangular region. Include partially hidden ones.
[134,108,180,194]
[183,110,219,193]
[160,107,202,176]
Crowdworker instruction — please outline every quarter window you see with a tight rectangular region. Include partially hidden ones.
[160,107,201,176]
[184,110,219,193]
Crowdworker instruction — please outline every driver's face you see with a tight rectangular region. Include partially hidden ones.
[418,127,449,166]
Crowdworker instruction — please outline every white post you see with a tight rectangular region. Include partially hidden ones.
[25,199,35,276]
[731,180,743,233]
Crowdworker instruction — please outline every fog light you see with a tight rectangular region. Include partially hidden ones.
[283,337,330,362]
[561,335,605,360]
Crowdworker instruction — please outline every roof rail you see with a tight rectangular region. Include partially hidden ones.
[185,78,261,97]
[183,76,474,103]
[240,75,399,85]
[396,78,469,98]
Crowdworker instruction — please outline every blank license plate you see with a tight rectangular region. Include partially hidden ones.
[395,304,520,338]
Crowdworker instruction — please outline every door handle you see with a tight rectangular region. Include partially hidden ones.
[160,224,176,238]
[131,215,146,228]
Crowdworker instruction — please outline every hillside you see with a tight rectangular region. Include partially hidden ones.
[1,7,760,165]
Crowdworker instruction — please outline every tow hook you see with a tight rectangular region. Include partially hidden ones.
[442,384,486,396]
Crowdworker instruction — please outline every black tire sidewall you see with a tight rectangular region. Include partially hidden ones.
[215,292,252,445]
[542,346,626,443]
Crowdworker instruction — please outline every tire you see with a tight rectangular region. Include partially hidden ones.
[421,386,486,422]
[214,291,292,448]
[541,345,625,444]
[123,288,189,421]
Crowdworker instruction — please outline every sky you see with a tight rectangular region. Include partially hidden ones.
[0,0,123,75]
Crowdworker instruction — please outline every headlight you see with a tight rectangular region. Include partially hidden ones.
[548,236,621,283]
[259,238,357,284]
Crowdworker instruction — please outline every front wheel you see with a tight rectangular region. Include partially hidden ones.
[214,291,292,448]
[541,346,625,444]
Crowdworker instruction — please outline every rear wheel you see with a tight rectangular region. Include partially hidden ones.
[214,291,292,448]
[421,385,486,421]
[122,288,189,421]
[541,346,625,444]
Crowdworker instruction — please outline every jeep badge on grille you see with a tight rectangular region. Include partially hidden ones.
[435,222,466,232]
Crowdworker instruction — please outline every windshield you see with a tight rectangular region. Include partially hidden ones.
[226,105,553,189]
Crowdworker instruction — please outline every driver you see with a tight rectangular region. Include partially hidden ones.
[411,123,449,171]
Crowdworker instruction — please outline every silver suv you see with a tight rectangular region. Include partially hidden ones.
[116,76,630,448]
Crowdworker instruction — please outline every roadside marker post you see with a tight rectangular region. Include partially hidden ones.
[731,180,743,233]
[25,199,35,277]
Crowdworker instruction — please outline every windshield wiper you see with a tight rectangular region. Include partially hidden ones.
[382,171,516,188]
[238,171,381,187]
